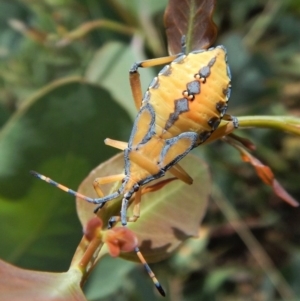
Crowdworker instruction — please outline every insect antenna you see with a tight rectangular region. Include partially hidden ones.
[135,246,166,296]
[30,170,96,203]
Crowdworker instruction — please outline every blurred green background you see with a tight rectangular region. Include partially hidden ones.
[0,0,300,300]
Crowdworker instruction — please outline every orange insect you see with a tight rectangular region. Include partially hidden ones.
[32,37,238,295]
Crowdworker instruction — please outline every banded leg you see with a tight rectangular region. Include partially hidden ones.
[107,187,167,296]
[135,246,165,296]
[30,171,124,207]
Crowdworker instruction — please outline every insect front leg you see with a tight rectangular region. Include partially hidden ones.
[223,114,239,129]
[129,54,178,110]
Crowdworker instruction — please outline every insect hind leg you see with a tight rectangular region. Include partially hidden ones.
[135,246,166,296]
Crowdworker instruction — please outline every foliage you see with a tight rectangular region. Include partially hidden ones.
[0,0,300,300]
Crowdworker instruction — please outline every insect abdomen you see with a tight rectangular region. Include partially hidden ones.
[147,46,231,142]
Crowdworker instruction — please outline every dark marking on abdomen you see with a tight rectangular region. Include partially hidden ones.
[165,98,189,131]
[216,101,228,117]
[208,116,221,130]
[199,130,211,143]
[187,80,200,96]
[194,56,216,83]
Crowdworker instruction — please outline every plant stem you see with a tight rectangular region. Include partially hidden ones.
[238,116,300,136]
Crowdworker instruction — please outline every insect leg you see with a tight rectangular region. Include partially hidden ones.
[223,114,239,129]
[135,247,166,296]
[32,171,165,295]
[108,188,138,228]
[104,138,128,150]
[128,188,141,223]
[108,189,166,296]
[169,163,193,185]
[30,170,97,203]
[31,171,123,207]
[130,189,166,296]
[93,174,125,198]
[129,54,178,110]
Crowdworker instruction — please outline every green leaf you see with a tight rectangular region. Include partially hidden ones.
[0,0,31,57]
[0,77,132,272]
[84,255,136,300]
[114,0,168,16]
[85,41,155,119]
[203,267,238,294]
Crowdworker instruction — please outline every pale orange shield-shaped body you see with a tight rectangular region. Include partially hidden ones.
[124,46,231,192]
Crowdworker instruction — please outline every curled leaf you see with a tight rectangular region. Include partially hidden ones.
[103,227,138,257]
[164,0,218,54]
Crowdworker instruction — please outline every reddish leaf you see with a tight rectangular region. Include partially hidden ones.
[0,259,86,301]
[164,0,218,54]
[229,133,257,151]
[241,153,274,185]
[241,152,299,207]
